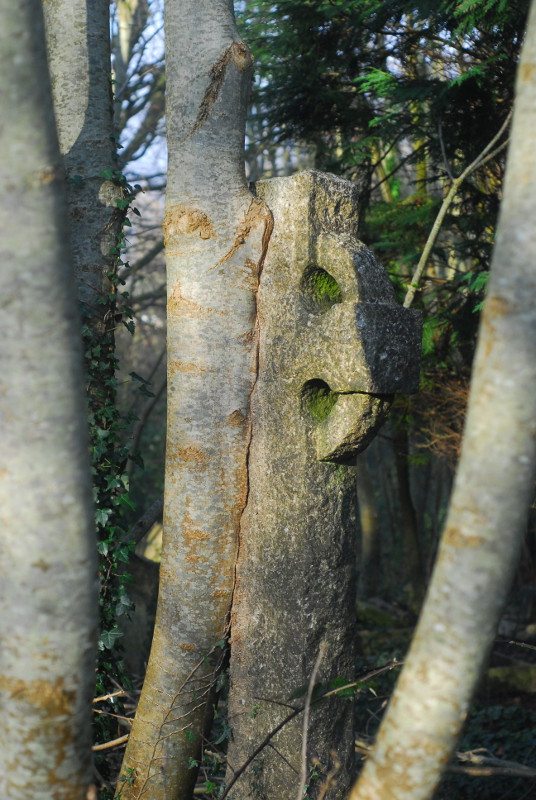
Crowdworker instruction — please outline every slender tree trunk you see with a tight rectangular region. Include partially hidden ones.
[116,2,273,798]
[43,0,131,670]
[43,0,124,328]
[0,2,98,798]
[350,3,536,797]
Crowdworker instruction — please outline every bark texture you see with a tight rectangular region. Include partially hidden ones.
[43,0,123,322]
[0,2,98,798]
[350,4,536,798]
[116,2,273,798]
[226,171,421,800]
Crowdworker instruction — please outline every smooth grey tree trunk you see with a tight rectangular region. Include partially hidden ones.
[43,0,124,328]
[350,3,536,798]
[116,2,273,798]
[226,171,421,800]
[0,2,98,798]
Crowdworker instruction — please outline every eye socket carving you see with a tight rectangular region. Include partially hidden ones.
[300,266,342,313]
[301,379,339,423]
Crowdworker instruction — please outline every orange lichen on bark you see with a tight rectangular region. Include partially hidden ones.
[228,409,246,427]
[215,197,273,270]
[37,166,61,185]
[521,62,536,82]
[177,445,209,470]
[0,675,76,715]
[192,41,253,135]
[168,284,225,318]
[443,525,486,548]
[168,359,213,376]
[164,205,215,250]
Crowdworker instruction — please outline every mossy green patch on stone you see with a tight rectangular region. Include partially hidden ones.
[302,379,339,422]
[301,266,342,312]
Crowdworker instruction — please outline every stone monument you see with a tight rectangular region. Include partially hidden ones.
[226,171,421,799]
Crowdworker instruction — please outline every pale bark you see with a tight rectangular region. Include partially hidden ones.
[0,2,98,798]
[350,3,536,798]
[116,2,273,798]
[43,0,123,324]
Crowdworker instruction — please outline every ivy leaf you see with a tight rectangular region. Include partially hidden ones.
[116,544,132,563]
[129,371,151,384]
[99,628,124,650]
[97,540,109,556]
[213,719,232,744]
[96,508,112,526]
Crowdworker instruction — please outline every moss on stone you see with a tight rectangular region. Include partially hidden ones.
[301,266,342,312]
[302,379,339,422]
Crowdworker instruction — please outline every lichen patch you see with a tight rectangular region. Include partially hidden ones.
[168,284,224,318]
[164,205,215,249]
[177,445,209,470]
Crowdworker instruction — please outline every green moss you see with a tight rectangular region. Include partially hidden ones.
[302,379,338,422]
[301,266,342,311]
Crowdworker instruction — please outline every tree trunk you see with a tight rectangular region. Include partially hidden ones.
[43,0,124,328]
[350,3,536,797]
[43,0,131,675]
[0,2,98,798]
[116,2,273,798]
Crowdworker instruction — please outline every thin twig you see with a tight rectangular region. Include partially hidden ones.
[269,742,300,775]
[403,110,512,310]
[92,734,129,752]
[437,121,453,181]
[297,641,327,800]
[92,708,133,725]
[93,689,126,704]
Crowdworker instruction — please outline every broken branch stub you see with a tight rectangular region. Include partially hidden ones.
[226,170,421,800]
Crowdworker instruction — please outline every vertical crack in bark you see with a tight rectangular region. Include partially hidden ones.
[191,41,252,136]
[231,202,273,612]
[215,196,273,271]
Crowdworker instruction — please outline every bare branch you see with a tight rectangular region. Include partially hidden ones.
[403,111,512,310]
[296,641,327,800]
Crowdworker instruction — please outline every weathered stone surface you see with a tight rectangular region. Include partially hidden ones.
[226,171,421,799]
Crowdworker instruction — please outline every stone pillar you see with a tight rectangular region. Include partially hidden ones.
[226,171,421,800]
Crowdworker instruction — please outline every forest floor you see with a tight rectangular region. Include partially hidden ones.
[97,599,536,799]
